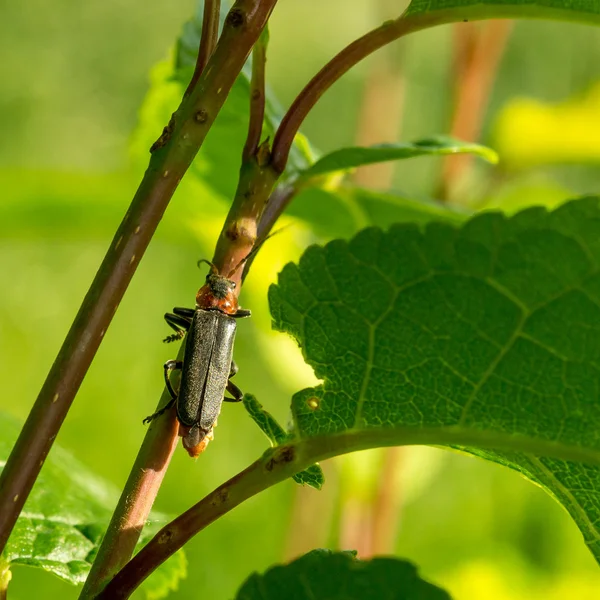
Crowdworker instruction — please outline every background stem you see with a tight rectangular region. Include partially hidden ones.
[270,17,421,173]
[439,20,512,200]
[0,0,278,558]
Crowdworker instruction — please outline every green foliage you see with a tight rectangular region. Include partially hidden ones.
[269,197,600,562]
[403,0,600,24]
[243,395,324,489]
[0,414,185,596]
[235,549,451,600]
[297,136,498,183]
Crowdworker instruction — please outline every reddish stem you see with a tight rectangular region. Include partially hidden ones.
[270,18,420,173]
[439,20,513,199]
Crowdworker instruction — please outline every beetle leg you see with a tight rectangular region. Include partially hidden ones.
[163,360,183,399]
[142,399,175,424]
[173,306,196,319]
[229,360,239,377]
[224,379,244,402]
[224,361,243,402]
[232,308,251,318]
[142,359,183,423]
[163,312,192,343]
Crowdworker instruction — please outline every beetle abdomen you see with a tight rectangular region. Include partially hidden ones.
[177,310,236,433]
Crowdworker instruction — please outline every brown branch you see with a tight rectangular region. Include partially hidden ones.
[0,0,278,557]
[185,0,222,97]
[78,353,183,598]
[211,156,280,287]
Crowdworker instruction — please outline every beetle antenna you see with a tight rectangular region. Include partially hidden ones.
[197,258,218,273]
[226,226,289,278]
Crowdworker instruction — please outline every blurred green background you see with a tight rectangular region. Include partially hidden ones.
[1,0,600,598]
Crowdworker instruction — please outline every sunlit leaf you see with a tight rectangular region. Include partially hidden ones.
[493,83,600,169]
[403,0,600,25]
[243,395,324,489]
[297,137,497,183]
[235,549,451,600]
[269,197,600,563]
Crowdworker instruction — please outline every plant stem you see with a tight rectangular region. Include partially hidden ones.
[243,27,268,161]
[0,0,278,558]
[185,0,222,97]
[99,420,600,597]
[78,352,183,599]
[270,17,421,173]
[256,183,295,238]
[212,156,280,286]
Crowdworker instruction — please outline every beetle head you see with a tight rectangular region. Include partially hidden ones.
[195,259,239,314]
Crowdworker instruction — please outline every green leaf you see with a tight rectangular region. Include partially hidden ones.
[297,137,497,183]
[1,415,116,584]
[243,395,324,489]
[287,186,467,241]
[0,413,185,596]
[403,0,600,25]
[132,1,314,201]
[269,197,600,563]
[235,549,451,600]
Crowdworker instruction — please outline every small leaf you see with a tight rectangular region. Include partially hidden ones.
[235,549,452,600]
[297,136,497,183]
[243,395,324,490]
[0,413,185,596]
[493,83,600,169]
[269,197,600,564]
[403,0,600,26]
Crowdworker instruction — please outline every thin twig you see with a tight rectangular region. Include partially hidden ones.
[243,27,269,161]
[211,156,280,285]
[270,17,421,173]
[185,0,221,97]
[0,0,279,558]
